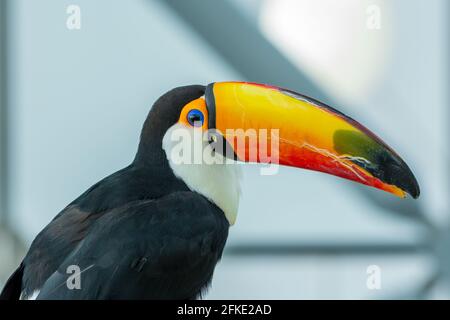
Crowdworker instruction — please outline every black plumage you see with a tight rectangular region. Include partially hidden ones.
[1,85,229,300]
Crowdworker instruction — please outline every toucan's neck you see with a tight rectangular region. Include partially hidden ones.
[133,108,174,167]
[131,137,191,202]
[133,120,241,225]
[133,137,166,167]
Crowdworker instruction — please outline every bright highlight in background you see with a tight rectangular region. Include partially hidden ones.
[259,0,392,105]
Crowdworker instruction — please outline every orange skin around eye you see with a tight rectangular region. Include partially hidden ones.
[178,97,209,131]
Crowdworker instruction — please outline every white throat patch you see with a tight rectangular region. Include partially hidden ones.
[162,123,241,225]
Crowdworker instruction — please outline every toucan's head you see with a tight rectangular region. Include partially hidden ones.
[137,82,420,223]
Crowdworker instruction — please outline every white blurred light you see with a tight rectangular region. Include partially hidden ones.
[259,0,392,105]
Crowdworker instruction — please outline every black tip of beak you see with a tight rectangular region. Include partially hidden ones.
[334,130,420,199]
[362,150,421,199]
[354,148,420,199]
[384,158,420,199]
[359,152,420,199]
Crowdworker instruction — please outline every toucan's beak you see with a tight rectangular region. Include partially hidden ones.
[205,81,420,199]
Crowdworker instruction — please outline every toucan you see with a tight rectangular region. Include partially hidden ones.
[0,82,419,300]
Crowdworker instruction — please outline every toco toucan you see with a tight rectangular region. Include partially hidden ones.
[0,82,419,299]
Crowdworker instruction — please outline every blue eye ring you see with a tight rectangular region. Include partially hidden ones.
[187,109,204,127]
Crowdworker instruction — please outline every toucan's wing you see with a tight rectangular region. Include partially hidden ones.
[36,191,228,300]
[19,203,106,299]
[2,201,104,300]
[0,264,24,300]
[15,166,192,299]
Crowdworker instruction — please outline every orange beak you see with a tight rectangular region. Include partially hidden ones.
[205,81,420,199]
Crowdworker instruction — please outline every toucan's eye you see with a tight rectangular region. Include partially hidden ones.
[187,109,204,127]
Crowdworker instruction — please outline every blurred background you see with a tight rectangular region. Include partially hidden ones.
[0,0,448,299]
